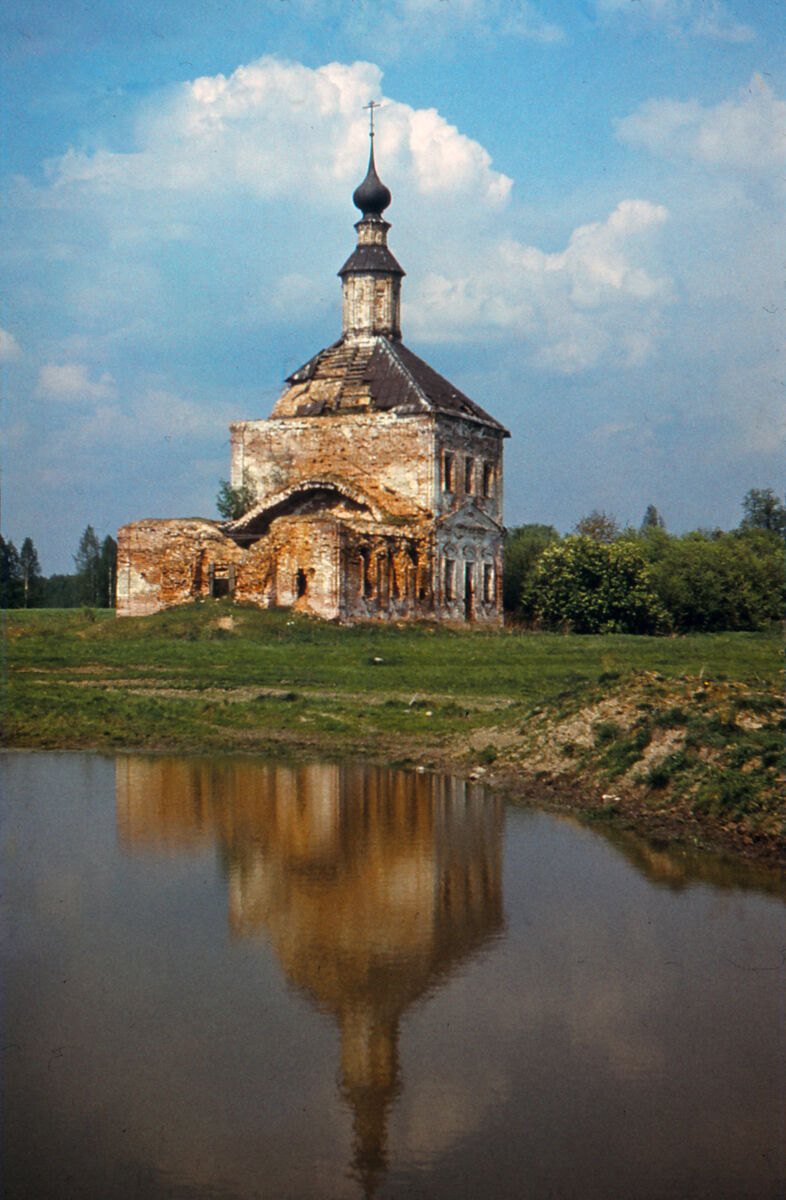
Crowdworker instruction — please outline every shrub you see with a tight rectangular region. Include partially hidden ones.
[639,528,784,632]
[526,536,667,634]
[476,744,498,765]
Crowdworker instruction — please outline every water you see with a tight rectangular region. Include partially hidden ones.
[2,752,784,1199]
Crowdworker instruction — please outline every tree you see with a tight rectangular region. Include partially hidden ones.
[644,529,784,632]
[74,525,102,606]
[573,509,621,543]
[503,524,560,613]
[19,537,42,607]
[640,504,665,531]
[740,488,786,538]
[217,472,256,520]
[39,573,80,608]
[0,537,21,607]
[98,535,117,608]
[527,536,667,634]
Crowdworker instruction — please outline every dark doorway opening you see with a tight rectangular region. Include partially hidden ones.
[208,563,234,599]
[464,562,474,622]
[296,569,308,598]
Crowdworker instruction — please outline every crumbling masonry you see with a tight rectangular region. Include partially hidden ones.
[117,135,509,623]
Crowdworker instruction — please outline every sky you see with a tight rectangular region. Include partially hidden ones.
[1,0,784,574]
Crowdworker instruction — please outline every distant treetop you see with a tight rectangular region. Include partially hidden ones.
[740,488,786,538]
[573,510,621,543]
[641,504,665,531]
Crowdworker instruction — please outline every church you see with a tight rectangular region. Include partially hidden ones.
[117,123,509,624]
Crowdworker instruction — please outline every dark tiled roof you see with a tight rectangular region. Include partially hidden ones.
[276,337,509,434]
[391,342,507,431]
[338,244,404,277]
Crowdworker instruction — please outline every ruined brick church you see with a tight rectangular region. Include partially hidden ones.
[117,128,509,623]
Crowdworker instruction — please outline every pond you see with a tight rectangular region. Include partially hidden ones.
[2,752,784,1199]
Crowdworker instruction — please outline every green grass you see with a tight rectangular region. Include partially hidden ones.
[3,601,780,695]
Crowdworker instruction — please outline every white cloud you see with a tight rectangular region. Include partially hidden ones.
[617,75,786,175]
[593,0,754,42]
[271,273,322,315]
[37,362,116,402]
[84,387,225,449]
[0,328,22,362]
[408,200,672,371]
[587,421,640,447]
[38,58,511,215]
[5,57,523,368]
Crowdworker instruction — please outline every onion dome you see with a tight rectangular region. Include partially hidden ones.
[352,145,391,217]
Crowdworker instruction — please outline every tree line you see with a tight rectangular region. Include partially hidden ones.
[504,488,785,634]
[1,526,117,609]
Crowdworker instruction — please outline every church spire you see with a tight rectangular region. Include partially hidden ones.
[352,142,392,218]
[338,103,404,341]
[353,102,391,218]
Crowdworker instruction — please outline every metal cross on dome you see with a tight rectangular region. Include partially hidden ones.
[363,99,381,140]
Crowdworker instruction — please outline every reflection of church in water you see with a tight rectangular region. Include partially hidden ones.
[116,758,503,1196]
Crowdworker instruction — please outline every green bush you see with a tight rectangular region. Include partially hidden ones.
[639,527,784,632]
[526,536,667,634]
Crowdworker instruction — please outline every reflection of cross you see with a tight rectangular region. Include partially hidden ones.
[363,99,380,140]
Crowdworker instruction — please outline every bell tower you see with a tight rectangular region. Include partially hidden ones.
[338,102,405,341]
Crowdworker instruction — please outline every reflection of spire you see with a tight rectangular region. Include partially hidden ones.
[339,1006,401,1199]
[115,757,504,1197]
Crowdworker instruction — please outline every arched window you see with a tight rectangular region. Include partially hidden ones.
[443,558,455,602]
[360,548,373,598]
[443,452,455,492]
[465,456,474,494]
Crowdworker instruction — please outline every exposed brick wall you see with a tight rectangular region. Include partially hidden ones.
[231,412,435,517]
[342,275,402,339]
[117,519,246,616]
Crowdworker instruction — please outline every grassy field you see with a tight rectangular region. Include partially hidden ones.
[3,603,783,863]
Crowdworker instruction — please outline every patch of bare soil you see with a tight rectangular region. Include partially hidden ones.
[437,672,785,870]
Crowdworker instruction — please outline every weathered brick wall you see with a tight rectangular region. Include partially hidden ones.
[117,519,246,616]
[262,516,341,619]
[434,516,504,627]
[434,416,504,525]
[231,412,435,518]
[342,274,401,338]
[118,516,344,619]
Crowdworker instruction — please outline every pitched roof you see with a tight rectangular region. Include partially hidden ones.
[271,336,509,434]
[338,241,404,277]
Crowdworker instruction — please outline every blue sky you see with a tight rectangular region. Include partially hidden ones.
[2,0,784,573]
